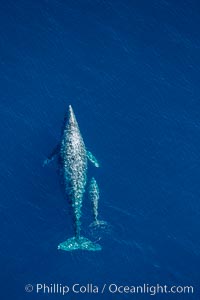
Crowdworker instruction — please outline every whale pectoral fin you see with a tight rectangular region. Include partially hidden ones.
[58,236,102,251]
[43,143,60,167]
[87,151,100,168]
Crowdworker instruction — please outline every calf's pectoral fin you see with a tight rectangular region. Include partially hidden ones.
[87,150,100,168]
[43,143,60,167]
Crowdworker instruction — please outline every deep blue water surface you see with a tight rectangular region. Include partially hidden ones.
[0,0,200,299]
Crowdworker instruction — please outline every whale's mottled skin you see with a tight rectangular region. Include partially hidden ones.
[89,177,99,223]
[60,105,89,239]
[44,105,101,251]
[89,177,107,228]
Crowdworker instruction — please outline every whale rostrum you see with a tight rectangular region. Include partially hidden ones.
[44,105,101,251]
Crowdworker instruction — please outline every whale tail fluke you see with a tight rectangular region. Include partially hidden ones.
[89,220,108,229]
[58,236,102,251]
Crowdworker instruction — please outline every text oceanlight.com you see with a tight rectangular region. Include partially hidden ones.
[25,283,194,296]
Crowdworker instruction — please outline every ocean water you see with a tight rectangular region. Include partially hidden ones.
[0,0,200,299]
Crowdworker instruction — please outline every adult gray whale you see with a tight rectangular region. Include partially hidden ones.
[44,105,101,251]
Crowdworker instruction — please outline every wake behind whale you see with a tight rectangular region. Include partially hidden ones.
[44,105,102,251]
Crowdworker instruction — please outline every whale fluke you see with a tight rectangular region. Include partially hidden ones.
[89,220,108,229]
[58,236,101,251]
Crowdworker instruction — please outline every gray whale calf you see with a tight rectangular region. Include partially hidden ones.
[44,105,101,251]
[89,177,107,228]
